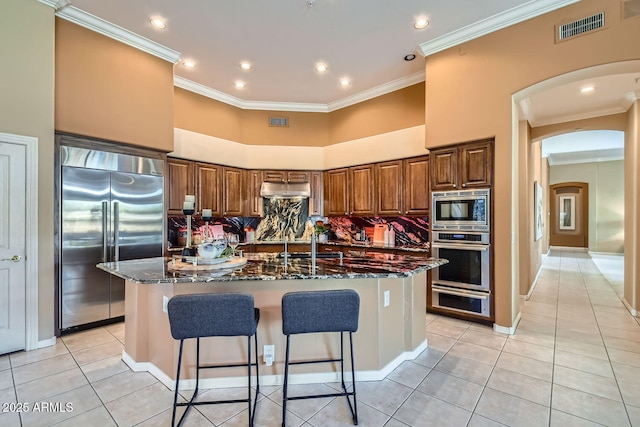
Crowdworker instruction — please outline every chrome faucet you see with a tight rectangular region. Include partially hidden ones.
[311,233,317,274]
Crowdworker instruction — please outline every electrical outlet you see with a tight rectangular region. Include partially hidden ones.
[162,295,169,313]
[263,345,275,366]
[384,290,390,307]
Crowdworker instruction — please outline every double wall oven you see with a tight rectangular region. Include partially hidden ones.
[430,189,492,319]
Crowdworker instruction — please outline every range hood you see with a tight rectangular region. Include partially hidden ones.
[260,182,311,198]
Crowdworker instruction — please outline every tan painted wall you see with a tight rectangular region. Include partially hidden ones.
[329,83,425,145]
[55,19,174,151]
[1,0,55,341]
[624,101,639,309]
[424,0,640,327]
[550,159,624,253]
[173,83,425,147]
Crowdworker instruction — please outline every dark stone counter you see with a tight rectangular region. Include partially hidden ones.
[97,252,446,284]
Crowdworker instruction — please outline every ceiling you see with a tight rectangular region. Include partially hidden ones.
[51,0,578,111]
[46,0,639,163]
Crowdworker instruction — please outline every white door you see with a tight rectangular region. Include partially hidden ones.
[0,142,26,354]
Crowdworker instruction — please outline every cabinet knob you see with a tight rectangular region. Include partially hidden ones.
[345,212,348,215]
[453,184,457,188]
[462,183,466,188]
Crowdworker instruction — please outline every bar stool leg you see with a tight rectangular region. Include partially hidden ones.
[171,340,184,427]
[282,335,291,427]
[349,332,358,425]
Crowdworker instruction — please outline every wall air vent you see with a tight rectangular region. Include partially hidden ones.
[558,12,605,41]
[269,116,289,127]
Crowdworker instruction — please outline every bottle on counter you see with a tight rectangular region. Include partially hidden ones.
[244,226,255,243]
[385,224,395,247]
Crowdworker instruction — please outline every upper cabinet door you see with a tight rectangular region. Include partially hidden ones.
[195,162,223,216]
[263,170,310,183]
[349,164,376,216]
[286,171,310,183]
[167,158,194,215]
[404,156,430,215]
[460,141,493,189]
[324,168,349,216]
[376,160,403,216]
[263,170,286,183]
[430,147,458,191]
[309,171,323,216]
[247,170,263,217]
[223,167,245,216]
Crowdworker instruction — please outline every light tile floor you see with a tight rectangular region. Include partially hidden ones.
[0,248,634,426]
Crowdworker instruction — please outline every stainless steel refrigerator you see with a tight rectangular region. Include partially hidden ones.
[59,146,164,331]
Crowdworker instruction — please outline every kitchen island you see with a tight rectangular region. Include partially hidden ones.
[97,252,447,390]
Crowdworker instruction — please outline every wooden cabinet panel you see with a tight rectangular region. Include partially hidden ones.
[167,158,194,215]
[309,171,323,216]
[247,170,263,217]
[263,170,309,183]
[430,140,493,190]
[460,141,492,189]
[195,162,223,216]
[376,160,403,216]
[430,148,457,191]
[287,171,310,183]
[324,169,349,216]
[349,164,376,216]
[223,167,245,216]
[404,156,430,215]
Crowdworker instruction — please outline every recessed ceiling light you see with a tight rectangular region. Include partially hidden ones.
[404,54,416,61]
[182,59,196,69]
[580,85,596,94]
[240,62,252,71]
[316,63,328,73]
[235,81,246,89]
[150,17,166,30]
[414,18,429,29]
[340,79,351,87]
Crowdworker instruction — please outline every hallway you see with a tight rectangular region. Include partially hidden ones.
[0,249,634,426]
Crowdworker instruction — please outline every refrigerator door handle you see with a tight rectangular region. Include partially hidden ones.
[113,201,120,262]
[102,201,108,262]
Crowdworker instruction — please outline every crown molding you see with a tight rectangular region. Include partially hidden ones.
[327,71,425,112]
[531,106,630,127]
[41,2,181,64]
[419,0,580,57]
[175,71,425,113]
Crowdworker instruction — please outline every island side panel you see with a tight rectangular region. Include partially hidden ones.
[405,271,427,351]
[135,278,384,383]
[378,277,406,367]
[124,280,150,363]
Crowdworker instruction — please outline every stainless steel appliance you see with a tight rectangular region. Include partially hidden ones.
[59,146,164,331]
[432,189,490,231]
[431,231,491,319]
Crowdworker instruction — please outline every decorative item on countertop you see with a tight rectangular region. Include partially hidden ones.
[244,226,255,243]
[198,235,229,259]
[314,220,329,243]
[385,224,396,247]
[182,195,197,259]
[201,208,213,242]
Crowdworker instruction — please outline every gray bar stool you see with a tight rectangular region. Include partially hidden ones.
[281,289,360,426]
[167,293,260,427]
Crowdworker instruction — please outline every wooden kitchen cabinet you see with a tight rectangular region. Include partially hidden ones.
[247,170,263,217]
[309,171,323,216]
[431,140,492,191]
[324,168,349,216]
[404,156,430,215]
[349,164,376,216]
[167,158,195,215]
[195,162,223,216]
[222,166,245,216]
[263,170,310,183]
[376,160,404,216]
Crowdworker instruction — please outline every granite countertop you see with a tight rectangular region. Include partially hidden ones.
[97,252,447,284]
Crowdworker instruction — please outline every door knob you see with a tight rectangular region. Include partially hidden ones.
[1,255,21,262]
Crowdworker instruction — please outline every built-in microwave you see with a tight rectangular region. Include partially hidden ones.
[432,189,490,231]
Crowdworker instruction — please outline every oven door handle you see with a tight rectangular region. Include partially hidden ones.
[432,285,489,299]
[432,243,490,251]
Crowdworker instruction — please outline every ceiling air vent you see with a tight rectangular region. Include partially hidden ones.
[558,12,605,41]
[269,116,289,127]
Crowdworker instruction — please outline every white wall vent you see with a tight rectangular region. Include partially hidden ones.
[269,116,289,127]
[558,12,605,41]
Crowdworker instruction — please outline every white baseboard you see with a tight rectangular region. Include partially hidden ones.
[123,340,428,391]
[37,336,56,349]
[493,311,521,335]
[622,299,638,317]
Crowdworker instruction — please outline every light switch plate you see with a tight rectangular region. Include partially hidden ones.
[162,295,169,313]
[384,290,390,307]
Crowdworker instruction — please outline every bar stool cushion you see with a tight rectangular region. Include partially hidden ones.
[168,293,258,339]
[282,289,359,335]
